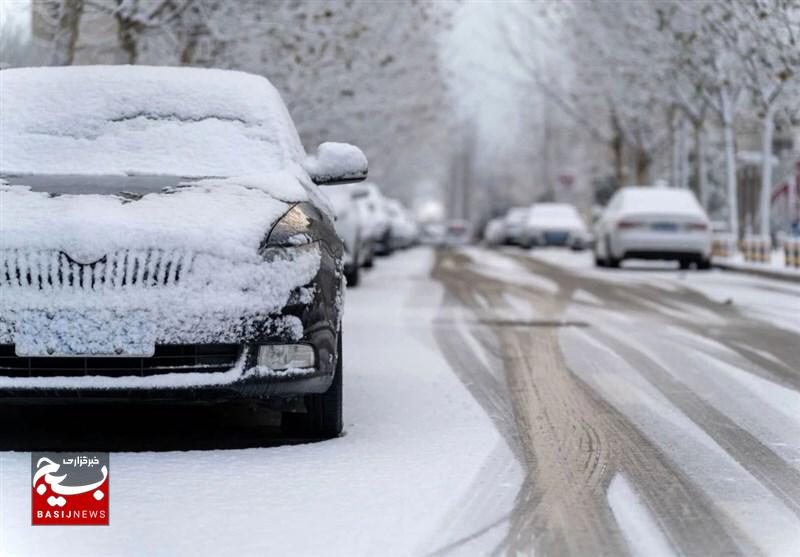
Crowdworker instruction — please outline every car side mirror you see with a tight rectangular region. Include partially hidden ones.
[304,142,368,185]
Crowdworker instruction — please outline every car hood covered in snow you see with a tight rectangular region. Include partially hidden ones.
[0,173,311,260]
[0,172,323,350]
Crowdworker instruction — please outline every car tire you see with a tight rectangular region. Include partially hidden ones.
[363,251,374,268]
[698,258,711,270]
[679,258,692,270]
[594,254,607,267]
[344,264,360,287]
[605,237,620,268]
[282,335,343,439]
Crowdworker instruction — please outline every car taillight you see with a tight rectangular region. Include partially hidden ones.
[685,222,708,231]
[617,221,645,230]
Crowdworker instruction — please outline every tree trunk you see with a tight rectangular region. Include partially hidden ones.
[694,119,708,208]
[610,111,625,187]
[51,0,84,65]
[721,89,739,240]
[635,148,651,184]
[116,18,141,64]
[670,107,679,188]
[759,103,776,238]
[679,117,690,189]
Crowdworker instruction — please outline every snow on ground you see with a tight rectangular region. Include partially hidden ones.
[515,247,800,553]
[714,250,800,279]
[607,474,674,557]
[0,248,513,556]
[528,247,800,334]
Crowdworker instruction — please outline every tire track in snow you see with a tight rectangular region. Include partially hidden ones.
[431,249,757,556]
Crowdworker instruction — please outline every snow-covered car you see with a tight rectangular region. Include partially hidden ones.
[419,221,447,245]
[524,203,589,249]
[325,185,369,287]
[353,183,391,260]
[442,220,473,246]
[503,206,530,246]
[482,217,507,245]
[593,186,712,269]
[384,199,418,250]
[0,66,369,438]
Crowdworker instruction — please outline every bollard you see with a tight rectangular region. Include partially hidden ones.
[786,240,800,268]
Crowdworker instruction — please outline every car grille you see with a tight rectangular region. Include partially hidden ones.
[0,249,194,290]
[0,344,242,378]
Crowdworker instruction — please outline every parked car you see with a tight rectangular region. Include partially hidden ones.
[593,186,712,269]
[0,65,369,438]
[325,185,370,287]
[483,217,507,245]
[353,183,391,262]
[524,203,589,249]
[419,221,447,245]
[384,199,418,250]
[442,220,473,246]
[503,206,530,246]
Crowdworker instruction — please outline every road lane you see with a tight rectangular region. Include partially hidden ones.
[431,247,800,556]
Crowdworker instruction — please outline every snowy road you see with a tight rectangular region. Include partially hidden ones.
[1,246,800,556]
[433,247,800,557]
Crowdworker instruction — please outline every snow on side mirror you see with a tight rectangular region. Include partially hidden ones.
[304,142,368,185]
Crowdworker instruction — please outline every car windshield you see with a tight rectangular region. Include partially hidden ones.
[0,66,302,177]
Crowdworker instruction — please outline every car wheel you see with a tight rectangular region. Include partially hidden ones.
[594,253,607,267]
[698,258,711,270]
[363,251,374,268]
[605,237,620,268]
[344,264,360,287]
[282,334,343,439]
[679,258,691,270]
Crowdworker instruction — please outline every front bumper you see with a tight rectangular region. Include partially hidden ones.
[0,250,343,402]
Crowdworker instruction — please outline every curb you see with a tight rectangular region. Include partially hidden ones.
[713,261,800,283]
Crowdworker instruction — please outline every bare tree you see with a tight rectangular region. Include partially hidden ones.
[50,0,85,65]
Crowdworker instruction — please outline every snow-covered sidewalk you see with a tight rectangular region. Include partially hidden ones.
[0,249,512,556]
[713,250,800,281]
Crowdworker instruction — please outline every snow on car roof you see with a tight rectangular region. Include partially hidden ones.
[619,187,705,216]
[0,65,305,177]
[527,203,585,229]
[530,203,580,217]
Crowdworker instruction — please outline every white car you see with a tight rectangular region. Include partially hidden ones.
[325,185,369,286]
[384,199,418,250]
[483,217,507,245]
[503,207,530,246]
[352,183,390,265]
[594,187,712,269]
[524,203,588,249]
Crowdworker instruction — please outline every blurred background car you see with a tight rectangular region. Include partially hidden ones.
[503,206,530,246]
[419,221,447,245]
[482,217,507,245]
[593,186,712,269]
[384,198,418,250]
[353,183,390,266]
[326,185,369,286]
[524,203,589,250]
[442,219,473,246]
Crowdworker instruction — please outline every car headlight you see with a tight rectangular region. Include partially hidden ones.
[266,205,314,247]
